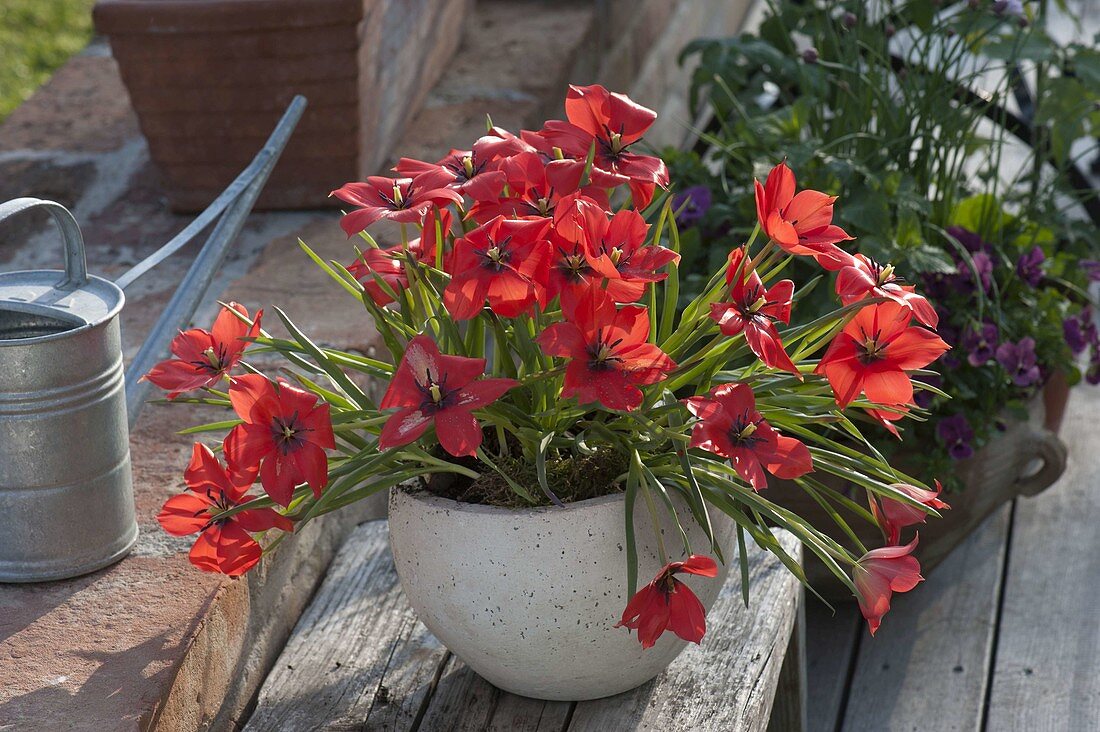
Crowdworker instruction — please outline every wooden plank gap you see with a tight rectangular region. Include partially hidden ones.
[832,617,864,732]
[559,701,577,732]
[978,500,1017,732]
[409,649,453,732]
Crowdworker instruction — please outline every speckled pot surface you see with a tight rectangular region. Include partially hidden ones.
[388,485,736,700]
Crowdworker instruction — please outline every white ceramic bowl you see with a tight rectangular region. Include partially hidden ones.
[388,485,735,700]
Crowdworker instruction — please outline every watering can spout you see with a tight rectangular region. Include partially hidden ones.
[0,97,305,582]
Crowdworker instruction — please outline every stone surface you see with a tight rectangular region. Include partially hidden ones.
[0,0,752,728]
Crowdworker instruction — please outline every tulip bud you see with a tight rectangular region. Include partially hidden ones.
[802,47,819,64]
[843,12,857,28]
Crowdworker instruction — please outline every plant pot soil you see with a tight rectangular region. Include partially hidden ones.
[768,396,1068,600]
[387,485,736,700]
[93,0,471,211]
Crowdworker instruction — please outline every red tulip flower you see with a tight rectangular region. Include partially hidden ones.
[331,172,462,236]
[815,301,950,408]
[442,216,552,320]
[347,247,412,308]
[872,481,949,545]
[143,302,260,399]
[545,229,603,309]
[864,405,909,439]
[616,555,718,649]
[157,443,293,576]
[536,287,675,411]
[540,84,670,208]
[754,162,852,270]
[394,133,524,203]
[224,374,336,507]
[684,383,812,491]
[709,248,798,375]
[835,254,939,328]
[579,207,679,303]
[378,335,518,457]
[853,536,923,635]
[469,151,583,224]
[348,208,452,307]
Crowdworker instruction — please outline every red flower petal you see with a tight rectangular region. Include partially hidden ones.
[666,579,708,644]
[157,493,212,536]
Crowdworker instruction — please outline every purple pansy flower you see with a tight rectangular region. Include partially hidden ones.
[671,185,712,227]
[995,337,1041,387]
[935,318,961,370]
[962,322,999,366]
[947,226,986,253]
[936,413,975,460]
[1063,310,1095,355]
[1087,353,1100,385]
[1016,246,1044,287]
[1064,316,1088,355]
[1080,260,1100,282]
[962,251,994,294]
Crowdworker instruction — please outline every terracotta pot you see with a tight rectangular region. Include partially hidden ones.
[387,486,736,701]
[769,399,1067,600]
[93,0,471,211]
[1043,370,1071,434]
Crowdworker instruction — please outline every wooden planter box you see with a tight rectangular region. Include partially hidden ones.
[93,0,471,211]
[769,387,1070,600]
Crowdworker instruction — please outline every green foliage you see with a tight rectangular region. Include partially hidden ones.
[670,0,1100,482]
[0,0,96,120]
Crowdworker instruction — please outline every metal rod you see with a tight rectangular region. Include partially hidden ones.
[124,95,307,427]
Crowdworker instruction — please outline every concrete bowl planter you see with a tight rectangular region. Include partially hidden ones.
[387,485,737,701]
[766,392,1068,600]
[93,0,471,211]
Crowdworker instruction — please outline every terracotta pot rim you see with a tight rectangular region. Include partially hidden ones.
[93,0,364,35]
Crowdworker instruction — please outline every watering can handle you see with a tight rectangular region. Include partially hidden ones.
[0,197,89,290]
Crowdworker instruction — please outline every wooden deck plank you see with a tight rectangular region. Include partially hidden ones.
[803,599,861,732]
[840,506,1009,732]
[566,531,802,732]
[767,588,807,732]
[986,388,1100,730]
[247,522,803,731]
[244,521,449,731]
[417,656,573,731]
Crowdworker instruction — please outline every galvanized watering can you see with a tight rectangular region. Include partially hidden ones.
[0,97,306,582]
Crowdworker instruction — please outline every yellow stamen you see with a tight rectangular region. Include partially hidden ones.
[392,184,404,205]
[610,247,624,265]
[740,422,758,439]
[462,155,475,178]
[878,263,895,285]
[429,383,443,403]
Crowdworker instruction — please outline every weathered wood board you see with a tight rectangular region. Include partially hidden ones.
[244,520,804,731]
[985,387,1100,730]
[841,506,1010,732]
[803,599,861,732]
